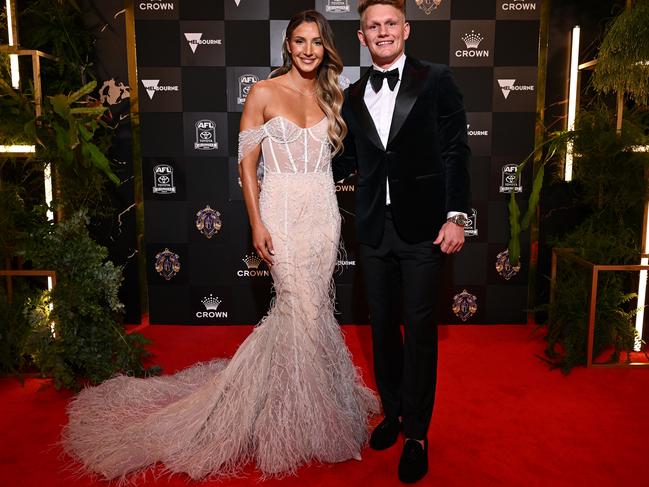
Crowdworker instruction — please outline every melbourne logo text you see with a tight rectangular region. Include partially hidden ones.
[498,79,535,99]
[184,33,222,53]
[141,79,179,100]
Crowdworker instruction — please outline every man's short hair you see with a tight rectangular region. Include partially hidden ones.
[357,0,406,17]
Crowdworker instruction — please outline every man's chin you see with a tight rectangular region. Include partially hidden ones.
[371,52,400,66]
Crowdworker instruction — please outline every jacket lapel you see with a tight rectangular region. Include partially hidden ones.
[348,69,385,151]
[387,56,430,147]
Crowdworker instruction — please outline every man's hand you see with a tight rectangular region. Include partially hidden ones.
[433,222,465,254]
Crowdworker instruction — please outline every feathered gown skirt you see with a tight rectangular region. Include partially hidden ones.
[62,172,379,481]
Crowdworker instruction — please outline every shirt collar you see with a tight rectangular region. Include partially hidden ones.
[372,53,406,76]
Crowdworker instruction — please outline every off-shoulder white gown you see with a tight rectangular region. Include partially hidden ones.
[62,116,379,481]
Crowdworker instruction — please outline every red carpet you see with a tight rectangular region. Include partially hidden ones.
[1,324,648,487]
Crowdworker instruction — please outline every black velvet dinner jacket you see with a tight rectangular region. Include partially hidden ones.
[332,56,471,247]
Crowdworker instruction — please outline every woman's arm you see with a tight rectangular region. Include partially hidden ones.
[238,82,275,266]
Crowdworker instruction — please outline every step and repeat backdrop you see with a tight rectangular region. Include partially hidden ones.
[135,0,541,325]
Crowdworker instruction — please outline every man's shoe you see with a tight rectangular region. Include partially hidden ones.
[398,438,428,483]
[369,416,402,450]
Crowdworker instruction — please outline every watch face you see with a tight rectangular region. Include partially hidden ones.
[451,215,468,225]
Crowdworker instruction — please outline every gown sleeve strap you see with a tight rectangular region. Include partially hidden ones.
[237,125,266,165]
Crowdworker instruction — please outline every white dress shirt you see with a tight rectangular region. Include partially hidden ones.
[363,53,466,220]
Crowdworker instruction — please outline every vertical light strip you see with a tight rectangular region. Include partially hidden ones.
[636,259,647,352]
[6,0,20,88]
[44,163,54,222]
[565,25,580,182]
[634,145,649,352]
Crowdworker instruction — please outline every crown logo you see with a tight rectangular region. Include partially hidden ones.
[201,294,221,310]
[242,253,263,269]
[461,30,484,49]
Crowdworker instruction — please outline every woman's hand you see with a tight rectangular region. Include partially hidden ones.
[252,222,275,266]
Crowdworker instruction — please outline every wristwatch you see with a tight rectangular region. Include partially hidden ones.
[447,214,469,227]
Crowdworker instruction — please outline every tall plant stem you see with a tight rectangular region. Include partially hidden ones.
[528,0,551,320]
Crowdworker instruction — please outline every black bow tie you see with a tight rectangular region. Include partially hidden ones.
[369,68,399,93]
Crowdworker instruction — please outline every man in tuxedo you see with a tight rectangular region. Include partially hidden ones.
[333,0,471,482]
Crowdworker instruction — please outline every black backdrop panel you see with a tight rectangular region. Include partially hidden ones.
[136,0,542,324]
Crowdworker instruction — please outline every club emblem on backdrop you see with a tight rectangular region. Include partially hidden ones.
[415,0,443,15]
[154,248,181,280]
[238,74,259,105]
[452,289,478,322]
[500,164,522,193]
[464,208,478,237]
[495,249,521,280]
[195,205,222,239]
[152,164,176,194]
[194,119,217,150]
[326,0,351,13]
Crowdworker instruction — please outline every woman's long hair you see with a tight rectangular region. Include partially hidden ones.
[270,10,347,155]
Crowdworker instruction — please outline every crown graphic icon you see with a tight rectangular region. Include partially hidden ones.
[461,30,484,49]
[242,253,263,269]
[201,294,221,310]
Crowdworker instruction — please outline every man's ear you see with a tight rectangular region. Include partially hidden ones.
[403,21,410,41]
[357,29,367,47]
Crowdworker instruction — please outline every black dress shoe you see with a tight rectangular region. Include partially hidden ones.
[398,438,428,483]
[369,416,402,450]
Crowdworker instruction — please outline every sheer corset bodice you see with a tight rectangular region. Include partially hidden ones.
[238,116,331,175]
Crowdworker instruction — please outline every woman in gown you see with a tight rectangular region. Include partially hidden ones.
[62,10,378,482]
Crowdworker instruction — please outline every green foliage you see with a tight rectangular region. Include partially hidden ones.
[508,131,570,265]
[592,0,649,105]
[29,80,120,185]
[19,0,96,94]
[0,281,39,376]
[546,259,637,373]
[0,78,36,146]
[0,2,157,387]
[542,105,649,372]
[22,212,159,390]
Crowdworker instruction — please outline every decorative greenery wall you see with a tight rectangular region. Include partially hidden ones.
[508,0,649,371]
[0,1,156,388]
[24,212,158,389]
[544,105,648,371]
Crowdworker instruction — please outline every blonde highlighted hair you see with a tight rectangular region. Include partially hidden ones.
[358,0,406,17]
[270,10,347,155]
